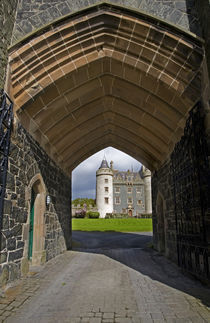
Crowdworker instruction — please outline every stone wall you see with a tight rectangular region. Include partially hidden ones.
[12,0,201,43]
[195,0,210,77]
[152,160,177,262]
[0,0,18,88]
[152,102,210,282]
[0,122,71,287]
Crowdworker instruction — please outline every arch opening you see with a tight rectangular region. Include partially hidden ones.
[72,147,152,219]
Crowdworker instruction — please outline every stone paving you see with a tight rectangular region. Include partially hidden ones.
[0,233,210,323]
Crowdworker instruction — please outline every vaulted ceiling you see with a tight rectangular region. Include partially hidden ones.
[8,3,204,173]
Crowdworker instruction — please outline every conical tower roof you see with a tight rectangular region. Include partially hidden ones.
[99,158,109,169]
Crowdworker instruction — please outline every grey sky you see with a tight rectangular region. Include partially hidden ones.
[72,147,142,200]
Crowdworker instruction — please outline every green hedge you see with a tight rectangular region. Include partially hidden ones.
[74,210,86,218]
[105,213,129,219]
[86,211,100,219]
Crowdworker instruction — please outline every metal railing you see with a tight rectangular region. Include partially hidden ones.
[0,90,13,231]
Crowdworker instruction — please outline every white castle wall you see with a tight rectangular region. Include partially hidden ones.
[142,167,152,214]
[96,168,113,218]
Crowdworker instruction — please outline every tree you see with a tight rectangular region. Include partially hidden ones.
[72,198,96,207]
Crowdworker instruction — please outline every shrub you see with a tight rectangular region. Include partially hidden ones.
[105,213,113,219]
[75,209,86,218]
[105,213,129,219]
[139,214,152,219]
[87,211,100,219]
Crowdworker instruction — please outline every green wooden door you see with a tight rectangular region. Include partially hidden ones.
[28,189,35,260]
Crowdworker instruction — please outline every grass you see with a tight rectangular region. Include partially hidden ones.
[72,218,153,232]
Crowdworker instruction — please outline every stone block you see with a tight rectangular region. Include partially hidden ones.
[21,257,29,276]
[41,250,47,264]
[2,215,9,230]
[8,249,23,262]
[6,172,15,191]
[9,262,20,281]
[0,252,8,264]
[17,241,24,248]
[3,200,12,215]
[0,233,6,251]
[7,238,16,250]
[22,224,29,241]
[0,265,9,287]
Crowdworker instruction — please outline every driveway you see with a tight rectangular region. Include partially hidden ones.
[1,231,210,323]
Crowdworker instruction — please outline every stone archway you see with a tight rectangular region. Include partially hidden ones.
[24,174,46,267]
[5,3,210,283]
[8,3,204,174]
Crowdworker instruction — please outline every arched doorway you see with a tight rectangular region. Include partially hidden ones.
[128,209,133,217]
[26,175,46,266]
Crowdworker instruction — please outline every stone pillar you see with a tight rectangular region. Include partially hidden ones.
[0,1,18,88]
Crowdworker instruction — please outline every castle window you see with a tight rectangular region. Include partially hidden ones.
[137,200,142,205]
[115,197,121,204]
[136,187,143,196]
[105,179,108,183]
[127,187,132,193]
[105,197,109,204]
[105,187,109,192]
[127,197,133,204]
[115,187,120,193]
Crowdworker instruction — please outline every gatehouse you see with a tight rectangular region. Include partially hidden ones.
[0,0,209,286]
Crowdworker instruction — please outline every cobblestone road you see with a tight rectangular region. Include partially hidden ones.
[0,232,210,323]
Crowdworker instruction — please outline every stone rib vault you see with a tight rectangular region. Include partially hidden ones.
[8,3,204,172]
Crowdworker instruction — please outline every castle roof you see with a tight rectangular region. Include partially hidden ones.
[113,170,144,183]
[99,158,109,169]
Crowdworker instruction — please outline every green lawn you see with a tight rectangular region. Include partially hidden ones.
[72,218,153,232]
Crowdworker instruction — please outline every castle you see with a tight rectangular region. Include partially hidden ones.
[96,158,152,218]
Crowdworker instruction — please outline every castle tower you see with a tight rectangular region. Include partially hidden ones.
[141,166,152,214]
[96,158,113,218]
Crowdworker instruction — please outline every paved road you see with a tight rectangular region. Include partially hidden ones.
[72,231,152,249]
[1,232,210,323]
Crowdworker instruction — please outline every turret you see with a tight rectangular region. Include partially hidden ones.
[96,158,113,218]
[140,166,152,214]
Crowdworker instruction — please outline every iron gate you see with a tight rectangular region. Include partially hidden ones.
[171,102,210,281]
[0,90,13,231]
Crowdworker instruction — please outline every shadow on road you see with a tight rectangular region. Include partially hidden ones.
[72,231,210,308]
